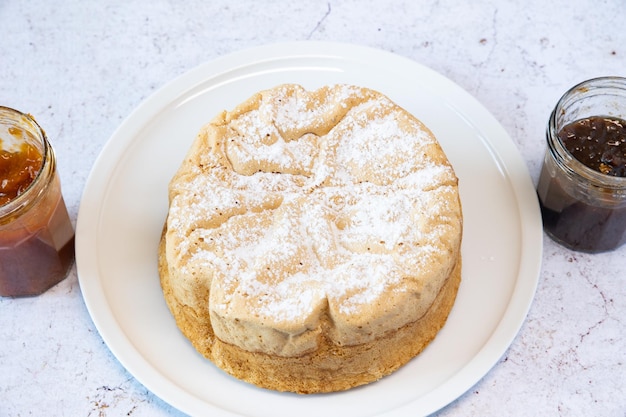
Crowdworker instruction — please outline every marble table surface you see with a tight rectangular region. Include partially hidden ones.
[1,1,625,416]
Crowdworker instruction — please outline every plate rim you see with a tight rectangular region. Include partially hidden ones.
[76,40,543,417]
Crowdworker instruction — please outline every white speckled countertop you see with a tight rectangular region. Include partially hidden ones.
[1,1,625,416]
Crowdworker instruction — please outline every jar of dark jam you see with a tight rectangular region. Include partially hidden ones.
[0,106,75,296]
[537,77,626,253]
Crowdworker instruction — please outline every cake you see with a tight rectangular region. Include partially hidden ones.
[159,84,463,393]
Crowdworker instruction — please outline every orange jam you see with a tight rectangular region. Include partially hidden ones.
[0,108,74,297]
[0,140,44,206]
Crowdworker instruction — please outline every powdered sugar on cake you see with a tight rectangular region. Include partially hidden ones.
[165,84,461,352]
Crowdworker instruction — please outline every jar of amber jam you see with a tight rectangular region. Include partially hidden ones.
[0,106,75,296]
[537,77,626,253]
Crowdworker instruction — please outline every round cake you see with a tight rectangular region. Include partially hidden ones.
[159,84,463,394]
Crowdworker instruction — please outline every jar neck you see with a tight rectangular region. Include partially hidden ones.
[0,108,56,223]
[547,79,626,193]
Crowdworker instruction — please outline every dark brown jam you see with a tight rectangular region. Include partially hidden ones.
[540,197,626,252]
[539,116,626,252]
[558,116,626,176]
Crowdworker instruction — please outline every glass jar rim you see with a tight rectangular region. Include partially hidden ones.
[0,106,53,218]
[548,76,626,189]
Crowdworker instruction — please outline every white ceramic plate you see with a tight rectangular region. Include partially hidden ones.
[76,42,542,417]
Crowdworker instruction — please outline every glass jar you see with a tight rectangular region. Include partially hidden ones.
[537,77,626,253]
[0,106,75,296]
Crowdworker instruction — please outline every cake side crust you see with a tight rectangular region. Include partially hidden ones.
[159,230,461,394]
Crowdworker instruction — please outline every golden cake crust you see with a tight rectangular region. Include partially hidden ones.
[160,236,461,393]
[159,84,463,393]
